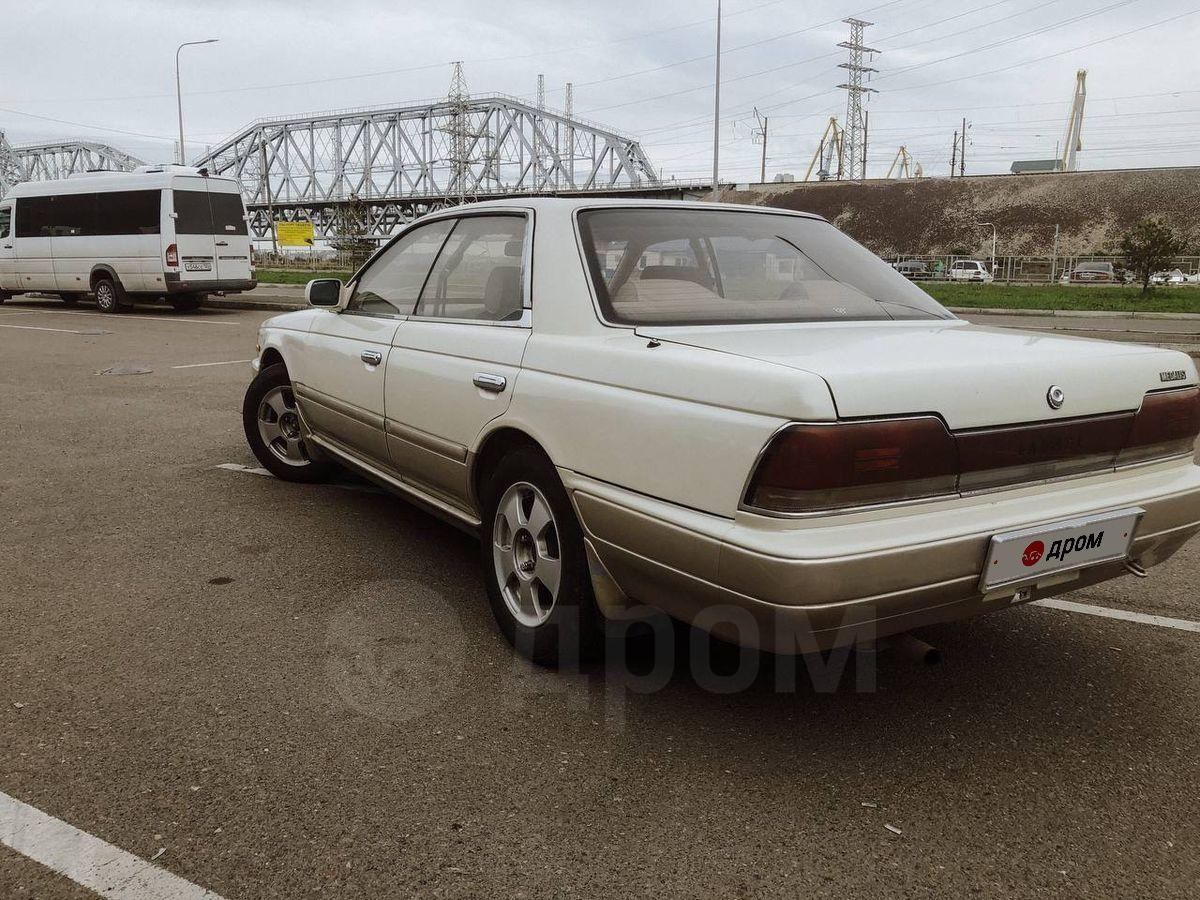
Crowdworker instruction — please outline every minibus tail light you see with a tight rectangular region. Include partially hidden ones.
[745,418,959,513]
[165,244,179,267]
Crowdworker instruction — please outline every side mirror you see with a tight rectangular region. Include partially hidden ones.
[306,279,342,308]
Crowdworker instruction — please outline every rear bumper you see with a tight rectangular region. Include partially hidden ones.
[163,273,257,295]
[566,458,1200,652]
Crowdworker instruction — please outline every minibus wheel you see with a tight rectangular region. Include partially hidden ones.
[169,296,203,312]
[93,278,125,314]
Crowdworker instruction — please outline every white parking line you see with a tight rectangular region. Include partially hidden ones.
[0,323,107,335]
[0,789,226,899]
[172,359,254,370]
[216,462,272,477]
[0,308,242,326]
[1034,598,1200,633]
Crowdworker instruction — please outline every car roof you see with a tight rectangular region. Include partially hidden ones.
[433,196,827,221]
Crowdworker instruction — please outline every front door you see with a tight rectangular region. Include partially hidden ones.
[0,202,15,292]
[384,212,532,510]
[292,217,455,467]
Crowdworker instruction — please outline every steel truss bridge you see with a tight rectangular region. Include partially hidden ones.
[0,136,144,195]
[192,94,663,239]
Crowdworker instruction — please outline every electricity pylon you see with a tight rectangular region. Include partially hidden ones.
[836,18,878,181]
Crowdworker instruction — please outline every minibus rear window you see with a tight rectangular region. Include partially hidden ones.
[175,191,248,236]
[210,193,249,235]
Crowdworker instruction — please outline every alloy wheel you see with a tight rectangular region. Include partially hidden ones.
[256,385,311,467]
[492,481,562,627]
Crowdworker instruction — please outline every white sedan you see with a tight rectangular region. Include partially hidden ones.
[243,199,1200,665]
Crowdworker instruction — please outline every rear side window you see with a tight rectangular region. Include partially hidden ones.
[93,190,160,235]
[0,207,10,240]
[415,215,527,322]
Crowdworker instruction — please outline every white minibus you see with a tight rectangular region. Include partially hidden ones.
[0,165,255,312]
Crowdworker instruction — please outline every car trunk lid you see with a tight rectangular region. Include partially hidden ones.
[635,320,1197,429]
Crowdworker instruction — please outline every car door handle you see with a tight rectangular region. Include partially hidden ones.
[473,373,507,393]
[360,350,383,366]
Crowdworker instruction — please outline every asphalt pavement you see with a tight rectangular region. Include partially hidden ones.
[2,294,1199,899]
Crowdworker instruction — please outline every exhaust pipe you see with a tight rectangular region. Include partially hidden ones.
[1124,559,1148,579]
[867,633,942,666]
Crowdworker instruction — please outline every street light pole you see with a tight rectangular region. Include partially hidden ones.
[976,221,997,278]
[176,39,218,165]
[711,0,722,201]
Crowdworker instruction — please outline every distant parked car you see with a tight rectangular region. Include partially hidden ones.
[1062,261,1116,284]
[893,259,932,280]
[948,259,994,283]
[1151,269,1187,286]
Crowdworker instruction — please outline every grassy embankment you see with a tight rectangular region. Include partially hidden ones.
[923,282,1200,314]
[255,268,353,285]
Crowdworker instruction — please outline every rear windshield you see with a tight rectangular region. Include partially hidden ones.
[577,208,952,325]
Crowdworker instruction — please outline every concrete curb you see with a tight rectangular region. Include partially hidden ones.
[950,306,1200,321]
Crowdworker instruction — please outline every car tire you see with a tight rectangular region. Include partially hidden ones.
[93,277,125,314]
[480,446,604,667]
[242,362,336,483]
[169,295,203,312]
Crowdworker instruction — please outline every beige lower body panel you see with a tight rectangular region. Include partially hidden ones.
[565,467,1200,653]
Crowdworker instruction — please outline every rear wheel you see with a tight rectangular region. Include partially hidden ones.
[480,446,604,667]
[242,362,335,483]
[93,277,125,314]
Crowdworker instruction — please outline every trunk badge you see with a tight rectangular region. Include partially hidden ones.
[1047,385,1066,410]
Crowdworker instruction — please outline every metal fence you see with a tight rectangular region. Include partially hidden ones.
[885,255,1200,284]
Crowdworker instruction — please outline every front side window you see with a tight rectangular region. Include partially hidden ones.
[0,206,10,240]
[578,208,952,326]
[348,218,454,316]
[415,215,526,322]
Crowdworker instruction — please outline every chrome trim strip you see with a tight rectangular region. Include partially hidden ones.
[292,382,385,431]
[384,418,467,464]
[307,432,480,533]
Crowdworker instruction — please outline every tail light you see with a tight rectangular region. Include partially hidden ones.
[1118,387,1200,466]
[745,418,959,513]
[746,387,1200,514]
[165,244,179,267]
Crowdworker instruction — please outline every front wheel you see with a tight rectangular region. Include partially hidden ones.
[242,362,336,483]
[480,447,604,667]
[93,278,125,314]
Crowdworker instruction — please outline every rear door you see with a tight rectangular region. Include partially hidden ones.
[171,177,219,286]
[207,185,252,281]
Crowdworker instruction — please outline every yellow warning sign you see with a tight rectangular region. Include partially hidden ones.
[276,221,315,248]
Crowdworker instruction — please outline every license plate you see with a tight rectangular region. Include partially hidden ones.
[980,508,1143,591]
[183,258,212,272]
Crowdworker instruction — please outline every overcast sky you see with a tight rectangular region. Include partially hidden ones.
[4,0,1200,180]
